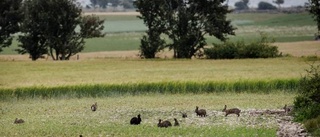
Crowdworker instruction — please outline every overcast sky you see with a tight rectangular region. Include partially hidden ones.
[78,0,308,8]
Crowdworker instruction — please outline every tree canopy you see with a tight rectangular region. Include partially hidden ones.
[17,0,105,61]
[135,0,235,59]
[258,1,277,10]
[235,0,249,10]
[273,0,284,9]
[0,0,22,52]
[307,0,320,32]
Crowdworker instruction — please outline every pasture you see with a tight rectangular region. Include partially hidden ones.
[0,12,319,136]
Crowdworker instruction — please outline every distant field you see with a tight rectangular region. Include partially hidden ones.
[0,12,317,55]
[0,57,313,89]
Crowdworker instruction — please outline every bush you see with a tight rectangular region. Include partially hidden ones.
[304,115,320,136]
[204,41,239,59]
[204,33,280,59]
[294,63,320,122]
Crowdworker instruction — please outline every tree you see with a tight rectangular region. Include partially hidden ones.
[80,15,106,38]
[0,0,23,52]
[258,1,277,10]
[97,0,109,9]
[306,0,320,33]
[90,0,98,9]
[17,0,104,61]
[234,0,249,10]
[109,0,120,11]
[273,0,284,9]
[135,1,166,58]
[122,0,134,9]
[135,0,235,59]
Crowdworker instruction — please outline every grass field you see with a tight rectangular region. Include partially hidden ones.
[0,12,319,136]
[0,93,294,136]
[0,57,312,89]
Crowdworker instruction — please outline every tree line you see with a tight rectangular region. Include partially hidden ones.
[0,0,105,61]
[87,0,134,10]
[1,0,319,60]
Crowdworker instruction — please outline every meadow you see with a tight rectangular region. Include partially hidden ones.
[0,12,319,136]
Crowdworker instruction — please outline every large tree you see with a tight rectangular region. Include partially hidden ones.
[0,0,23,52]
[307,0,320,33]
[235,0,249,10]
[135,0,235,59]
[80,15,106,38]
[17,0,105,61]
[273,0,284,9]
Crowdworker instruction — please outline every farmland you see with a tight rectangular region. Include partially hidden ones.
[0,12,319,136]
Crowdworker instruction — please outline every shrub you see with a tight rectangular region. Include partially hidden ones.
[204,41,239,59]
[304,115,320,136]
[294,63,320,122]
[204,33,280,59]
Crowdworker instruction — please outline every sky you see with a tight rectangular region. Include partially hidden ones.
[78,0,309,8]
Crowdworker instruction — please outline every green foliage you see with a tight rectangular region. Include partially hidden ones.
[273,0,284,8]
[258,1,277,10]
[294,64,320,122]
[0,79,298,100]
[139,31,165,58]
[204,33,280,59]
[18,0,85,60]
[135,0,235,59]
[307,0,320,31]
[304,115,320,136]
[235,0,249,10]
[80,15,106,38]
[0,0,22,52]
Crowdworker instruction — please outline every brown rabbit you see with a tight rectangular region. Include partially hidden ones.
[157,119,172,128]
[14,118,24,124]
[283,104,293,114]
[91,102,97,111]
[181,112,187,118]
[174,118,179,126]
[222,105,241,117]
[195,106,207,117]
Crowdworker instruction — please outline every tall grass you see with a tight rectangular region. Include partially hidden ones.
[0,79,299,100]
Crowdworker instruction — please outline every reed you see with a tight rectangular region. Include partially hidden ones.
[0,79,299,100]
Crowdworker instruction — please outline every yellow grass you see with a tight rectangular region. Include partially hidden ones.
[275,41,320,57]
[0,57,312,89]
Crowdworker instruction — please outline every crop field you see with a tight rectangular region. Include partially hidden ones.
[0,12,319,136]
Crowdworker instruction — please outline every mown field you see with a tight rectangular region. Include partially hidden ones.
[0,12,319,136]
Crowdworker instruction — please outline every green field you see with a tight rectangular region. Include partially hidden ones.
[0,12,317,54]
[0,93,294,136]
[0,12,319,136]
